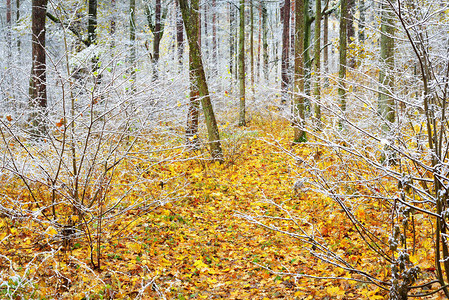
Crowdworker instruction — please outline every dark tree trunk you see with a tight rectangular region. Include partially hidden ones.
[230,3,236,89]
[187,52,200,148]
[110,0,116,48]
[358,0,365,43]
[129,0,136,88]
[87,0,97,46]
[281,0,291,105]
[257,1,262,81]
[16,0,21,52]
[347,0,356,68]
[313,0,322,129]
[238,0,246,126]
[293,0,306,142]
[212,0,217,73]
[153,0,162,80]
[29,0,48,136]
[178,0,223,161]
[176,0,184,66]
[250,0,255,98]
[186,1,201,149]
[378,1,395,128]
[338,0,348,127]
[323,0,329,86]
[262,1,269,81]
[6,0,12,61]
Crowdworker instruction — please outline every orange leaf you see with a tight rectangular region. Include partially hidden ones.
[56,117,65,127]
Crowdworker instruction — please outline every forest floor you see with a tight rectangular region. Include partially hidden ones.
[0,116,441,299]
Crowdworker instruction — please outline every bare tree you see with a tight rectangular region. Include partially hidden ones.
[29,0,48,137]
[293,0,306,143]
[313,0,322,129]
[281,0,291,105]
[238,0,246,126]
[178,0,224,161]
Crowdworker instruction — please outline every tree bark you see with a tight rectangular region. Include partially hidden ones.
[110,0,116,48]
[186,2,201,149]
[87,0,97,46]
[187,51,200,148]
[129,0,136,88]
[323,0,329,86]
[16,0,21,52]
[347,0,356,68]
[250,0,255,99]
[338,0,348,127]
[238,0,246,126]
[378,1,395,127]
[153,0,162,80]
[303,0,312,97]
[313,0,322,129]
[262,1,269,82]
[212,0,217,74]
[230,3,236,89]
[6,0,12,62]
[293,0,306,142]
[178,0,223,161]
[176,0,184,66]
[359,0,365,43]
[281,0,291,105]
[257,1,262,81]
[29,0,48,137]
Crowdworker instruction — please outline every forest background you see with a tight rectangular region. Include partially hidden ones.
[0,0,449,299]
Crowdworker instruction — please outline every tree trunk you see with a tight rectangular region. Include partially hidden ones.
[187,51,200,148]
[359,0,365,43]
[87,0,100,84]
[250,0,255,99]
[178,0,223,161]
[87,0,97,46]
[203,1,208,62]
[338,0,348,127]
[303,0,312,97]
[313,0,322,129]
[129,0,136,88]
[110,0,116,48]
[323,0,329,87]
[186,1,201,148]
[29,0,48,137]
[281,0,291,105]
[6,0,12,62]
[378,1,395,128]
[257,2,262,81]
[16,0,21,52]
[212,0,217,74]
[262,1,269,82]
[176,0,184,67]
[238,0,246,126]
[230,3,236,90]
[153,0,162,80]
[347,0,356,68]
[293,0,306,142]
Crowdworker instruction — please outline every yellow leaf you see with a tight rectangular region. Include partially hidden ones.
[326,285,345,296]
[194,259,209,272]
[294,291,304,297]
[126,242,142,253]
[47,227,57,236]
[207,278,217,284]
